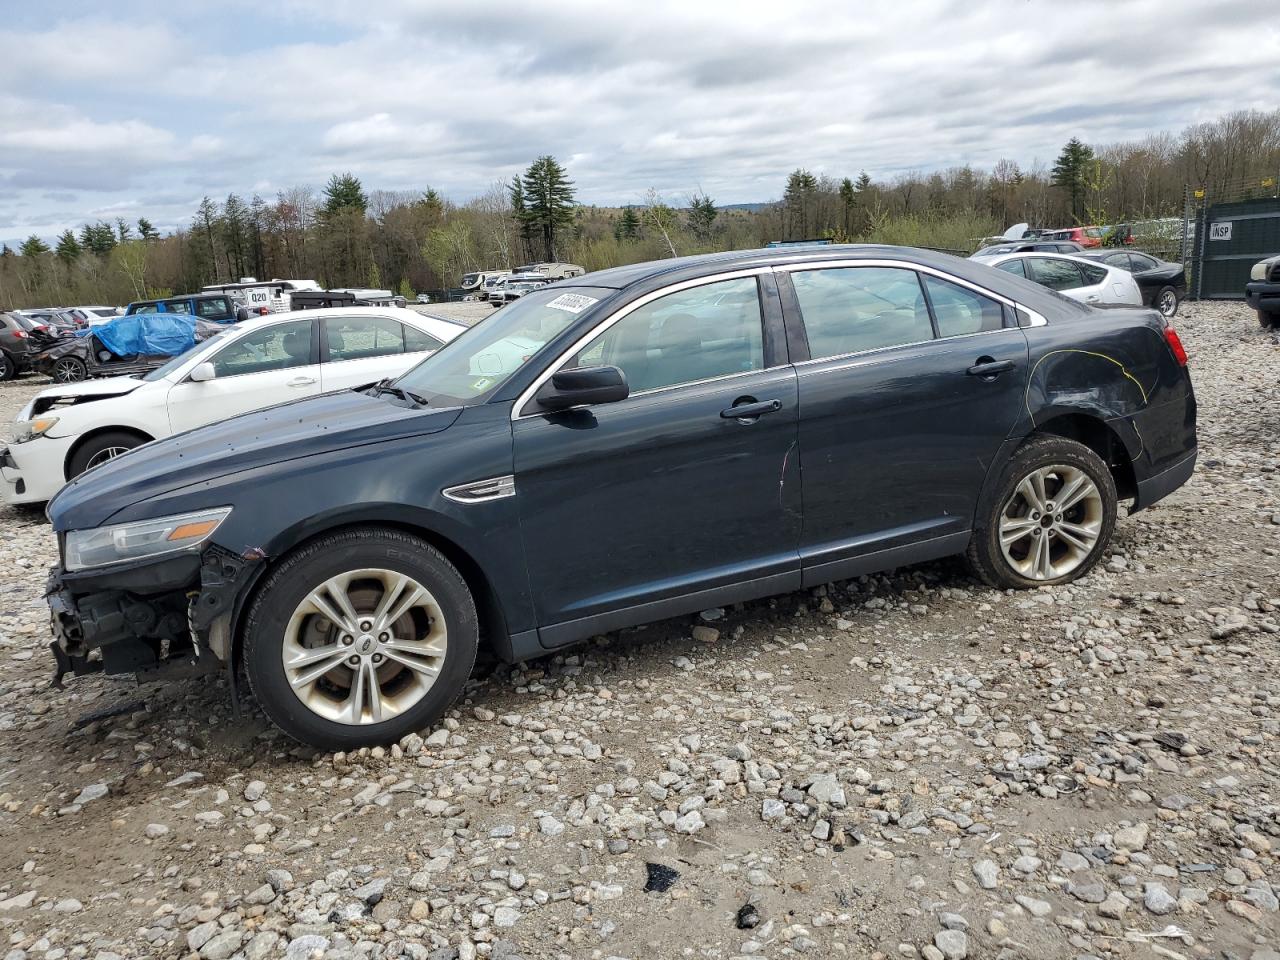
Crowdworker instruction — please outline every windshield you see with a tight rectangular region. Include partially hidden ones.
[395,286,610,406]
[140,329,231,381]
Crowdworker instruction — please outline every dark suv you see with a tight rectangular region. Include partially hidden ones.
[125,293,247,324]
[0,312,36,380]
[44,246,1198,749]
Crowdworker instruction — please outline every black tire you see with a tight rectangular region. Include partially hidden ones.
[0,352,14,382]
[67,430,146,478]
[243,527,478,751]
[51,357,87,383]
[1259,310,1279,330]
[967,436,1117,590]
[1154,285,1179,318]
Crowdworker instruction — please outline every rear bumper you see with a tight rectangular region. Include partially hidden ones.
[1245,281,1280,314]
[1133,447,1196,512]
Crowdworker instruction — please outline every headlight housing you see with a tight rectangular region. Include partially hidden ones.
[65,507,232,571]
[11,416,59,443]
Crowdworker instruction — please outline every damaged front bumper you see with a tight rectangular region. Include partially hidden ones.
[45,543,264,688]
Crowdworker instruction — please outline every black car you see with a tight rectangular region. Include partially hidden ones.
[1245,255,1280,328]
[43,245,1198,749]
[1075,249,1187,318]
[0,312,36,380]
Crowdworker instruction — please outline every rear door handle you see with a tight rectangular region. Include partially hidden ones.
[287,376,317,387]
[966,359,1015,377]
[720,398,783,420]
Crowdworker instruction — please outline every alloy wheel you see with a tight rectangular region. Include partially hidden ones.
[54,359,84,382]
[281,568,448,725]
[998,464,1103,581]
[84,446,132,469]
[1157,290,1177,317]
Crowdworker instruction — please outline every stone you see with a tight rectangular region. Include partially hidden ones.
[539,815,565,836]
[971,859,998,890]
[243,780,267,802]
[1144,883,1177,915]
[1113,822,1149,852]
[143,823,169,839]
[933,929,968,960]
[761,798,786,821]
[1015,895,1051,918]
[72,784,108,806]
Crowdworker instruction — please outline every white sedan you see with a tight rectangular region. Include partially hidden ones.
[974,252,1144,307]
[1,307,466,505]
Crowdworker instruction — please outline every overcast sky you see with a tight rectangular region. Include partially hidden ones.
[2,0,1275,243]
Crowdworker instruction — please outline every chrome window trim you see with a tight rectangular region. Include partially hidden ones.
[511,268,771,420]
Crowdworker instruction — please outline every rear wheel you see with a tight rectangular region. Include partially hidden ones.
[243,528,478,750]
[967,436,1117,589]
[1155,286,1179,318]
[1259,310,1279,330]
[67,430,146,478]
[52,357,86,383]
[0,352,14,382]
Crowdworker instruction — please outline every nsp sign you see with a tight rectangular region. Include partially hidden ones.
[1209,221,1233,241]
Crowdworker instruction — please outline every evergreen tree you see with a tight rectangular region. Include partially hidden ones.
[322,173,368,216]
[838,177,856,235]
[783,169,819,239]
[614,206,641,241]
[1052,137,1095,223]
[517,156,576,261]
[55,230,81,265]
[80,222,116,255]
[687,193,718,242]
[222,193,250,277]
[116,218,133,242]
[855,171,872,192]
[137,217,159,240]
[19,235,50,257]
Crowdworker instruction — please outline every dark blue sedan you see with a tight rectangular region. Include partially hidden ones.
[44,245,1197,748]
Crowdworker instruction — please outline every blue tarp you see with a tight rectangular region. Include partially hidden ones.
[90,313,198,358]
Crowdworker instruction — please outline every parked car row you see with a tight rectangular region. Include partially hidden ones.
[2,307,465,505]
[969,247,1186,316]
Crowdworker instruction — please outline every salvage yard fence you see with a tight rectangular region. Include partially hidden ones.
[1182,174,1280,299]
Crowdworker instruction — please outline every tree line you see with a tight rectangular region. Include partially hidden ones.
[2,108,1278,310]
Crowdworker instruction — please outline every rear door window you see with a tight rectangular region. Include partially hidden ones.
[1079,263,1109,285]
[790,267,933,359]
[1028,258,1085,291]
[995,259,1027,279]
[325,315,407,362]
[922,276,1005,336]
[196,297,231,318]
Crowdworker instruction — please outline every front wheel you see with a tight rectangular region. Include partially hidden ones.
[243,528,478,750]
[967,436,1117,589]
[1259,310,1279,330]
[1155,285,1179,318]
[0,352,14,382]
[67,430,145,478]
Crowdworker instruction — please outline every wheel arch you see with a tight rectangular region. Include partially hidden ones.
[63,425,156,479]
[1025,411,1137,501]
[230,509,514,673]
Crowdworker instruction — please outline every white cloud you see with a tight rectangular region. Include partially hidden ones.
[2,0,1278,240]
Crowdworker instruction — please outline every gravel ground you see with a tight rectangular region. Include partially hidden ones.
[0,301,1277,960]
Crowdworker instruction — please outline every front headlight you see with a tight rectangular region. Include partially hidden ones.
[65,506,232,571]
[11,416,59,443]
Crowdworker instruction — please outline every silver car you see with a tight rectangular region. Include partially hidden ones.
[974,252,1143,307]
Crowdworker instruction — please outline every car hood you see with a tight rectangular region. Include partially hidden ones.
[27,376,146,416]
[47,389,463,532]
[36,337,89,360]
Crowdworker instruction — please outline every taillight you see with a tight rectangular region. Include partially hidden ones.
[1163,325,1187,366]
[12,330,27,339]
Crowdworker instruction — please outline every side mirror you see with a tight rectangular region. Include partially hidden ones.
[189,362,216,382]
[536,365,628,411]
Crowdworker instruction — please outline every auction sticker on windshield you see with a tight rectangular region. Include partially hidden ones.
[546,293,599,314]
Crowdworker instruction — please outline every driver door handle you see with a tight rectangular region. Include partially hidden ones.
[287,376,317,387]
[720,398,782,420]
[966,359,1015,377]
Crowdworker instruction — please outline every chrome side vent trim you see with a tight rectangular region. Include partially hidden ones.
[442,475,515,503]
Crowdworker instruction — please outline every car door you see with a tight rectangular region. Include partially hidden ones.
[511,273,800,644]
[320,314,428,391]
[165,318,321,434]
[780,264,1029,584]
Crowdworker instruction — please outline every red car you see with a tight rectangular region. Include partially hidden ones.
[1045,226,1107,248]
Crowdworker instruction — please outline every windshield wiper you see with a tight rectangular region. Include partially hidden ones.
[369,379,428,407]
